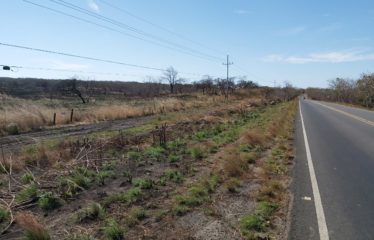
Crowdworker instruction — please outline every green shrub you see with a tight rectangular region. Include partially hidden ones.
[162,169,183,183]
[104,187,142,206]
[0,207,9,223]
[240,214,266,233]
[172,204,189,216]
[127,151,141,161]
[169,155,181,163]
[133,178,153,189]
[256,201,278,218]
[126,207,146,226]
[144,146,165,161]
[75,203,105,223]
[103,219,124,240]
[5,123,19,135]
[224,178,242,193]
[16,184,38,203]
[96,170,115,185]
[21,173,35,184]
[190,147,204,160]
[38,192,60,211]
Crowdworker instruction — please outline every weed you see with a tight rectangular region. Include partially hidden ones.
[144,146,165,161]
[189,146,204,160]
[256,201,278,219]
[127,151,141,162]
[162,169,183,183]
[104,187,142,206]
[0,207,9,223]
[169,154,181,163]
[16,212,50,240]
[133,178,153,189]
[257,181,283,201]
[38,192,60,211]
[75,203,105,223]
[16,184,38,203]
[154,210,168,222]
[167,138,186,152]
[103,218,124,240]
[240,214,266,233]
[172,204,189,216]
[5,123,19,135]
[21,172,35,184]
[96,170,115,185]
[224,178,242,193]
[126,207,146,226]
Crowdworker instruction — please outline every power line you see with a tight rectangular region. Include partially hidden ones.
[23,0,220,63]
[0,64,146,78]
[0,42,210,77]
[97,0,226,56]
[51,0,223,62]
[23,0,222,64]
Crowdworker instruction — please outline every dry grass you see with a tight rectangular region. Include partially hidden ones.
[239,129,266,147]
[0,94,232,135]
[222,146,249,177]
[16,212,50,240]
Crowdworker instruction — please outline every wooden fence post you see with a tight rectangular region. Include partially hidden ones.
[52,113,56,125]
[70,109,74,123]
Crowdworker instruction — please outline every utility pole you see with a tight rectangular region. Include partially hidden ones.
[223,55,233,99]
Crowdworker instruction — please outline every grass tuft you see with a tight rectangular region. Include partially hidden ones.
[16,212,50,240]
[75,202,105,223]
[103,219,124,240]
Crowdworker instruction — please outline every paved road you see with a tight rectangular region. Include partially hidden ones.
[289,99,374,240]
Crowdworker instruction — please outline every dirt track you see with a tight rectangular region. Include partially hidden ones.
[0,115,154,150]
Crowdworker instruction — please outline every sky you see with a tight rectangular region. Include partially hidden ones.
[1,0,374,88]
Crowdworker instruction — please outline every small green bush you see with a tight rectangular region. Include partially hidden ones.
[127,151,141,161]
[75,203,105,223]
[38,192,60,211]
[144,146,165,161]
[0,207,9,223]
[103,219,124,240]
[162,169,183,183]
[104,187,142,206]
[5,123,19,135]
[96,170,115,185]
[256,201,278,218]
[240,214,266,233]
[133,178,153,189]
[169,155,181,163]
[21,173,35,184]
[126,207,146,226]
[172,204,189,216]
[190,147,204,160]
[16,184,38,203]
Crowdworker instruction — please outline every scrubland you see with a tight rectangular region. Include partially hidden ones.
[0,90,297,240]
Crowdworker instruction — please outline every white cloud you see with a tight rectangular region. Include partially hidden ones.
[87,0,100,12]
[234,9,250,15]
[262,49,374,64]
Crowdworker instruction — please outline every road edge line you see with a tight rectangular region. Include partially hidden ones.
[299,102,329,240]
[313,101,374,127]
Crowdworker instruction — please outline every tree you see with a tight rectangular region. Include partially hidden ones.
[357,74,374,108]
[56,77,87,104]
[329,78,356,103]
[162,66,180,94]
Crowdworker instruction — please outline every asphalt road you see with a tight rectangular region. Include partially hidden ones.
[289,99,374,240]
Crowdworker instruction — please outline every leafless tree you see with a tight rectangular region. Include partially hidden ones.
[161,66,180,94]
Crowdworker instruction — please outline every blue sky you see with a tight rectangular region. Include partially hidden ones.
[1,0,374,87]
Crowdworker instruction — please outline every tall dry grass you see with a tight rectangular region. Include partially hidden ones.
[0,93,231,135]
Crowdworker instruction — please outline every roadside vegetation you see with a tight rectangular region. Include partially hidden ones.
[0,83,298,239]
[306,73,374,109]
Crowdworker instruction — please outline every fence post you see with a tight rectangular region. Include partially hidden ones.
[52,113,56,125]
[70,109,74,123]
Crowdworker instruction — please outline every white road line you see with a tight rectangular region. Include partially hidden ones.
[299,102,329,240]
[313,101,374,127]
